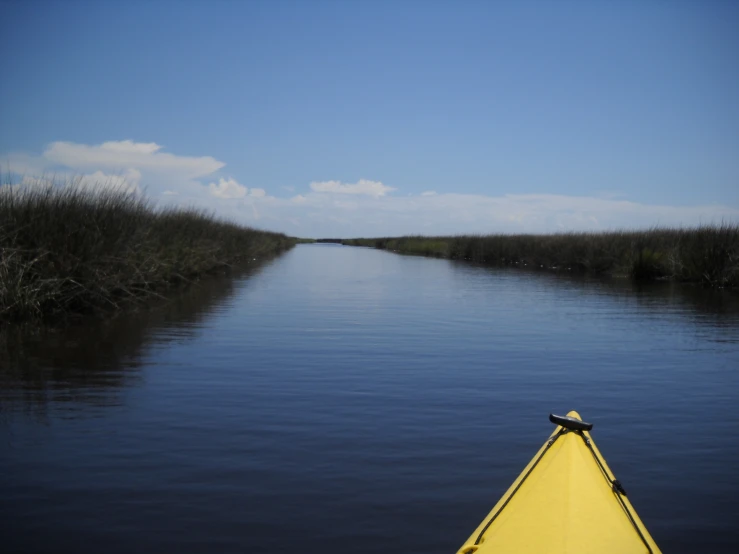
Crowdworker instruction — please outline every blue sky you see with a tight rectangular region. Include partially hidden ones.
[1,0,737,237]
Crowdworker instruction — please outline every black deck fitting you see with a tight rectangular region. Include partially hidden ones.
[549,413,594,431]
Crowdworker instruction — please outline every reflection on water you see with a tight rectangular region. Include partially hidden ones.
[463,262,739,336]
[0,259,276,421]
[1,245,738,554]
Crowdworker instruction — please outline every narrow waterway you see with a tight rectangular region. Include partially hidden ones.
[2,244,738,553]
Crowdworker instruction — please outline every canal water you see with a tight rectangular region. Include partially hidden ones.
[2,244,738,553]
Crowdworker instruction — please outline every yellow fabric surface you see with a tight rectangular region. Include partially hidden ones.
[457,411,661,554]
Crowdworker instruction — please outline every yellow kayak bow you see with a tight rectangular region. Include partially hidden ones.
[457,411,661,553]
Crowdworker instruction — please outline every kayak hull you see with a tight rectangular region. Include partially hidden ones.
[457,411,661,554]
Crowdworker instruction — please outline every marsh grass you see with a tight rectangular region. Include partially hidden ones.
[1,181,295,322]
[341,226,739,288]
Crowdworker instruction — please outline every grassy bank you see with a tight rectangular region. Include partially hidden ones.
[340,226,739,288]
[1,183,296,323]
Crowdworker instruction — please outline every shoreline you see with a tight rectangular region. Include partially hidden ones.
[335,227,739,289]
[1,184,296,324]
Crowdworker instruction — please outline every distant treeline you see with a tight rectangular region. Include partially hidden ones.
[1,183,296,323]
[340,227,739,288]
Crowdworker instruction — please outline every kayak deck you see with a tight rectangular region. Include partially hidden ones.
[457,411,661,554]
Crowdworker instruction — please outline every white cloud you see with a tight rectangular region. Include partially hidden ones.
[44,140,224,179]
[4,151,49,177]
[333,199,358,210]
[3,170,141,197]
[4,140,231,203]
[94,140,160,154]
[0,176,54,197]
[20,175,54,188]
[6,140,737,238]
[310,179,395,197]
[74,168,142,194]
[11,170,141,194]
[237,189,739,238]
[208,177,247,199]
[2,140,285,222]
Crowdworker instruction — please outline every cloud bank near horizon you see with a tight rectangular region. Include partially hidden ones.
[4,139,738,237]
[310,179,395,197]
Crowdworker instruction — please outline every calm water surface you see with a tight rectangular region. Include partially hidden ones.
[2,244,739,553]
